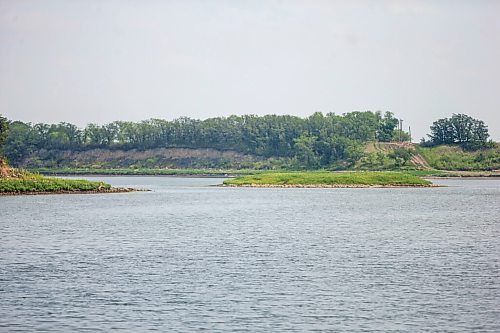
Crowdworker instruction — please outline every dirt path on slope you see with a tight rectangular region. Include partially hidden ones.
[410,153,432,170]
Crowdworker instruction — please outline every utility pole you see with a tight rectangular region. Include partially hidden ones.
[399,119,403,142]
[409,126,412,143]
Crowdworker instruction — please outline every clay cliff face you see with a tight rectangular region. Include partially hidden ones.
[14,147,263,169]
[0,158,22,178]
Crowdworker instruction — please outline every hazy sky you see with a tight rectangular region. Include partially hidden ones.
[1,0,499,141]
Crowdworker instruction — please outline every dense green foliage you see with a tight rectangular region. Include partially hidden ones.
[0,114,9,156]
[388,148,414,167]
[223,171,432,186]
[4,111,402,168]
[4,112,496,171]
[417,144,500,171]
[427,114,490,149]
[0,173,111,193]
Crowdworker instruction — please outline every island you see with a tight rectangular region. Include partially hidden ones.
[222,171,436,188]
[0,160,136,195]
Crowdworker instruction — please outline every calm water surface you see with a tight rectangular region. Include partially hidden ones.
[1,177,499,332]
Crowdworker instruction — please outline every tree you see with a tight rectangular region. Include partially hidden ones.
[339,111,380,141]
[46,122,82,149]
[377,111,399,142]
[293,133,320,169]
[84,123,106,146]
[3,111,414,169]
[428,114,489,148]
[392,129,411,142]
[389,147,414,167]
[0,114,9,157]
[3,121,33,166]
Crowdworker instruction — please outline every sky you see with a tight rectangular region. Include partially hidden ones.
[0,0,499,141]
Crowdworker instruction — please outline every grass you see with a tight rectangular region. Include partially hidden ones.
[416,144,500,171]
[223,171,432,186]
[31,167,265,176]
[402,169,500,177]
[0,172,112,193]
[401,170,450,177]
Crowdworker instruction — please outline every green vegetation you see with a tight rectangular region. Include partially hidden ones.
[32,167,265,176]
[0,114,8,156]
[401,170,450,177]
[223,171,432,187]
[3,111,404,169]
[356,142,500,172]
[2,112,497,172]
[426,113,490,149]
[388,147,415,167]
[0,116,118,193]
[33,166,500,178]
[417,144,500,171]
[0,172,112,194]
[356,143,421,170]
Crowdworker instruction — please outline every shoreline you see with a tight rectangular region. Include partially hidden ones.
[0,187,148,196]
[222,183,442,188]
[35,169,500,178]
[54,172,500,179]
[424,175,500,179]
[46,173,233,178]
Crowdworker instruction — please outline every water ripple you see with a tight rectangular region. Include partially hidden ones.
[1,177,499,332]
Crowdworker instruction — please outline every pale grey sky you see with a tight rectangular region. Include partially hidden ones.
[1,0,499,141]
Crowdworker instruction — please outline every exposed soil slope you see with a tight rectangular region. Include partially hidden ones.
[0,158,22,178]
[410,153,432,170]
[18,147,261,169]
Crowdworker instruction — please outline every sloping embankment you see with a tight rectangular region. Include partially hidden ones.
[17,147,261,169]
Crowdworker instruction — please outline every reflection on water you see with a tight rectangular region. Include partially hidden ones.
[1,177,499,332]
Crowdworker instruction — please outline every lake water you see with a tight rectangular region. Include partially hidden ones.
[1,177,499,332]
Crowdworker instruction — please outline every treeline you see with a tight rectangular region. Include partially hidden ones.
[426,114,490,150]
[4,111,402,168]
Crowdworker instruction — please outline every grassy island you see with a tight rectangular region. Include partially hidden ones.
[223,171,434,188]
[0,161,135,195]
[1,174,109,194]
